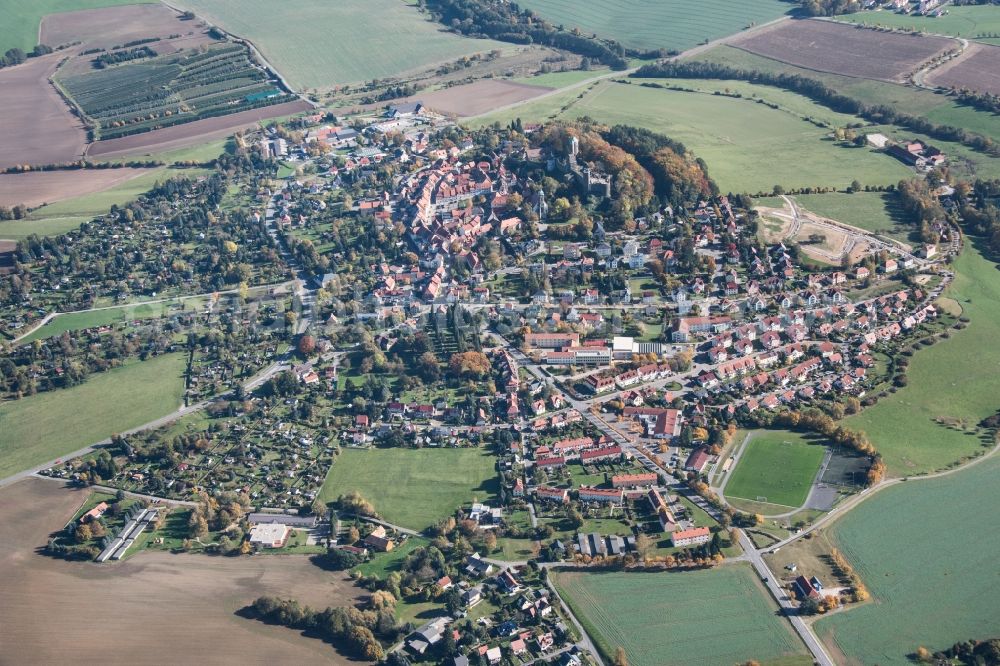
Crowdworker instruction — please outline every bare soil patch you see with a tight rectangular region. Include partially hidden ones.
[419,79,553,117]
[0,55,87,170]
[0,168,153,208]
[0,478,361,665]
[87,100,312,159]
[925,43,1000,95]
[729,19,956,83]
[40,4,210,52]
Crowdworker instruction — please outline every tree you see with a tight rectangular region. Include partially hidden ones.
[448,351,491,380]
[614,646,629,666]
[75,523,93,543]
[370,589,396,610]
[310,498,327,517]
[566,506,584,529]
[635,533,653,560]
[298,335,316,356]
[483,531,498,552]
[188,513,209,538]
[347,526,361,544]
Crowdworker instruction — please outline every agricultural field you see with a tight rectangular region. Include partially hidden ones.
[58,42,296,141]
[0,353,186,479]
[754,192,915,246]
[0,168,153,209]
[415,79,553,117]
[694,44,1000,146]
[319,447,498,530]
[843,244,1000,475]
[724,430,827,511]
[0,477,361,664]
[0,0,155,53]
[553,567,811,666]
[514,0,791,53]
[168,0,506,89]
[814,453,1000,664]
[474,79,912,193]
[0,55,87,170]
[925,43,1000,96]
[0,166,214,241]
[835,6,1000,45]
[728,19,956,83]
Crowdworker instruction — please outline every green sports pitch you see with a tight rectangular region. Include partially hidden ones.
[724,430,826,509]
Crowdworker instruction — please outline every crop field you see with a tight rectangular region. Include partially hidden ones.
[728,19,955,83]
[925,43,1000,95]
[0,352,186,479]
[0,55,87,170]
[0,168,152,209]
[553,567,810,666]
[835,6,1000,45]
[0,0,156,53]
[515,0,790,53]
[814,452,1000,664]
[0,478,361,665]
[319,447,498,530]
[418,80,552,117]
[39,3,206,56]
[694,44,1000,146]
[843,244,1000,475]
[724,430,827,510]
[169,0,506,89]
[59,42,296,141]
[474,79,912,192]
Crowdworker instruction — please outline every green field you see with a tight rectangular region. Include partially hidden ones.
[319,447,498,530]
[835,6,1000,45]
[0,166,215,241]
[843,244,1000,475]
[724,430,827,509]
[17,297,211,344]
[169,0,505,89]
[0,0,156,53]
[815,452,1000,663]
[0,352,186,478]
[516,0,790,53]
[755,191,914,245]
[474,79,912,193]
[695,44,1000,147]
[553,567,810,666]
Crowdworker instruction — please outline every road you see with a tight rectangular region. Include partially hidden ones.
[738,531,835,666]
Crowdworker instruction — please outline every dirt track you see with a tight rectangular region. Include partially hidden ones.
[0,478,361,665]
[0,55,88,170]
[0,168,153,208]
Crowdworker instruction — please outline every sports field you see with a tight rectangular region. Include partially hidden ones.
[814,452,1000,664]
[843,244,1000,475]
[724,431,826,510]
[475,79,911,193]
[319,447,498,530]
[169,0,505,89]
[0,0,155,52]
[836,6,1000,45]
[553,567,811,666]
[516,0,790,53]
[0,352,186,479]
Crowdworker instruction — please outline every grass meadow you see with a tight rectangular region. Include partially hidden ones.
[553,567,811,666]
[835,6,1000,45]
[843,244,1000,475]
[695,44,1000,148]
[755,192,914,245]
[168,0,505,89]
[516,0,791,53]
[319,447,498,530]
[0,352,186,478]
[475,79,911,193]
[0,0,156,53]
[815,452,1000,663]
[724,430,826,509]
